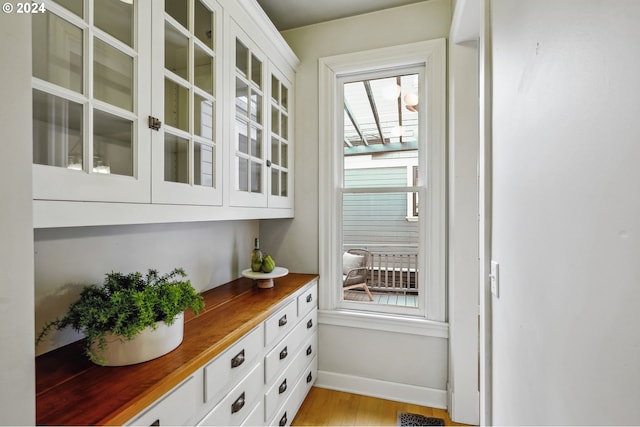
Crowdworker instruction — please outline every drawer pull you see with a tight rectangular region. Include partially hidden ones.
[279,378,288,394]
[307,319,313,329]
[306,345,312,356]
[231,392,245,414]
[279,346,288,360]
[307,372,313,383]
[306,294,313,303]
[278,314,288,327]
[279,412,288,427]
[150,420,160,426]
[231,349,245,368]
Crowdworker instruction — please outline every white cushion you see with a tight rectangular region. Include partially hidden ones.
[342,252,364,275]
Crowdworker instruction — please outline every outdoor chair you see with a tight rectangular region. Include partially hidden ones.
[342,248,374,301]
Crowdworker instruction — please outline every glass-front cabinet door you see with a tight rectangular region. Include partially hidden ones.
[150,0,223,205]
[229,22,268,208]
[268,66,293,209]
[32,0,152,203]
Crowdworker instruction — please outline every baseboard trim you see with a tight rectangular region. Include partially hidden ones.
[315,370,447,409]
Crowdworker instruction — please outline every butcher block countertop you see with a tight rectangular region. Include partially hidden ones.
[36,273,319,426]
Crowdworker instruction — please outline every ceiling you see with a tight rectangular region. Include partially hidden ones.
[256,0,429,31]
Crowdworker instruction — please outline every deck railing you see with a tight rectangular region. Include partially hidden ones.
[344,244,419,294]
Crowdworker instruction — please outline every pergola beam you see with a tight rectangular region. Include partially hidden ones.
[344,101,369,146]
[364,80,385,143]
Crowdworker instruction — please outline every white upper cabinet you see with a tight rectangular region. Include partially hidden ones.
[31,0,298,227]
[32,0,152,203]
[150,0,223,206]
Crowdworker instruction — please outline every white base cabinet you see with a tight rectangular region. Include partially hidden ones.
[126,281,318,427]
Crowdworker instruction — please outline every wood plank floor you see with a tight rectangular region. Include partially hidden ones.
[292,387,470,426]
[343,290,418,307]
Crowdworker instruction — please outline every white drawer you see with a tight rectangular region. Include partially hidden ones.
[264,334,318,422]
[240,400,263,426]
[128,376,197,426]
[264,300,297,348]
[297,282,317,317]
[269,357,317,427]
[264,310,317,383]
[204,324,264,404]
[198,363,263,426]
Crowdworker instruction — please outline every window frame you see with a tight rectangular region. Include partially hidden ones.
[318,38,447,323]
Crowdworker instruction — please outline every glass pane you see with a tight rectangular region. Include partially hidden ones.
[194,143,214,187]
[32,11,83,93]
[281,85,288,111]
[194,94,214,140]
[194,0,214,50]
[94,39,133,111]
[281,142,288,168]
[281,113,288,139]
[250,161,261,193]
[236,119,248,154]
[94,0,133,47]
[237,156,248,191]
[235,78,249,118]
[250,54,261,88]
[250,126,262,158]
[165,22,189,80]
[271,75,279,101]
[250,92,262,123]
[342,192,419,306]
[165,78,189,132]
[93,110,133,176]
[194,44,213,94]
[164,133,189,183]
[32,90,83,169]
[271,137,279,166]
[271,169,279,196]
[165,0,187,29]
[281,171,288,197]
[271,106,279,136]
[52,0,82,17]
[236,39,249,77]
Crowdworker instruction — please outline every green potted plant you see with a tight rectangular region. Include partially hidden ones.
[37,268,205,366]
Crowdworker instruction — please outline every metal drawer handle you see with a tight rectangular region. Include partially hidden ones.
[306,294,312,303]
[231,392,245,414]
[279,346,288,360]
[278,314,287,327]
[231,349,245,368]
[306,319,313,329]
[307,372,313,383]
[279,378,288,394]
[306,345,312,356]
[279,412,288,427]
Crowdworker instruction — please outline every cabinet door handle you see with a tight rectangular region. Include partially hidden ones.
[306,319,313,329]
[306,345,312,356]
[279,412,288,427]
[150,420,160,426]
[231,349,245,368]
[306,294,312,303]
[279,346,288,360]
[231,392,245,414]
[279,378,288,394]
[307,372,313,383]
[278,314,287,327]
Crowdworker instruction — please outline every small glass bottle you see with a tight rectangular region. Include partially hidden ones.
[251,238,263,272]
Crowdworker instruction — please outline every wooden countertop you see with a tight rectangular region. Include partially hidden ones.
[36,273,318,426]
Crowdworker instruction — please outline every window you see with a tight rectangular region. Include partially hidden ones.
[319,39,446,321]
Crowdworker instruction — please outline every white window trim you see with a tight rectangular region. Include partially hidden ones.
[318,38,447,323]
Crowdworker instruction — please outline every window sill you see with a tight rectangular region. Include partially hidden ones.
[318,309,448,338]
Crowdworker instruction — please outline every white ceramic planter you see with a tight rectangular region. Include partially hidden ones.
[90,312,184,366]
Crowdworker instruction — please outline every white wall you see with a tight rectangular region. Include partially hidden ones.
[35,220,258,355]
[260,0,453,408]
[491,1,640,424]
[0,11,35,426]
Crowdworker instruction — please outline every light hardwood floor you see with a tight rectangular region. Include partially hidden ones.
[292,387,470,426]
